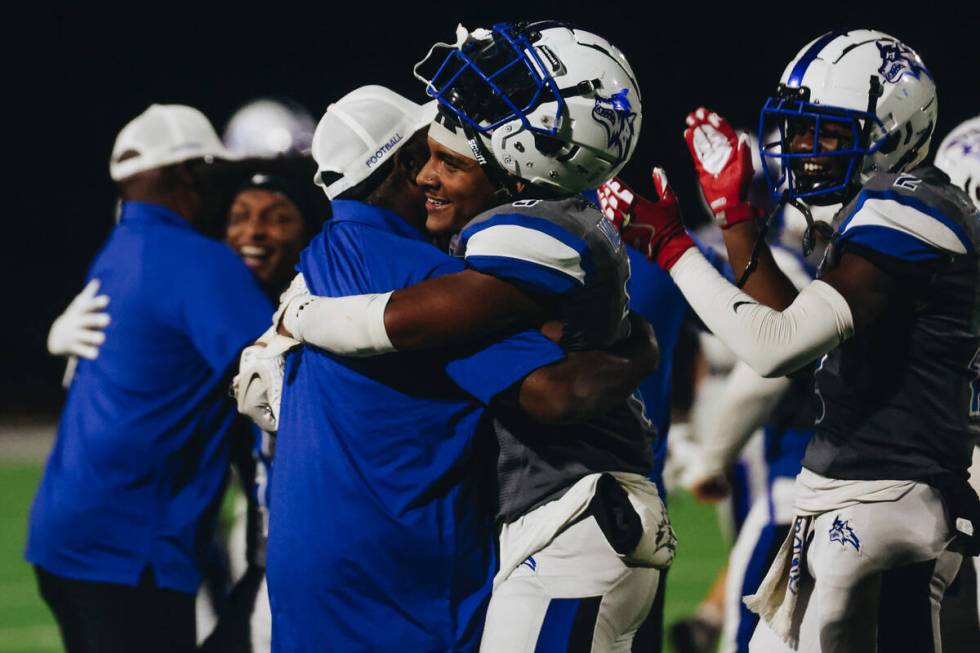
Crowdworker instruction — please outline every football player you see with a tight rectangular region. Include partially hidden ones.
[259,83,659,652]
[606,30,979,653]
[272,22,675,651]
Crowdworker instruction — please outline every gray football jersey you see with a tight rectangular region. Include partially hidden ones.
[804,166,980,482]
[455,196,655,521]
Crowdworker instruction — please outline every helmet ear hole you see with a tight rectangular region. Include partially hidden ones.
[533,133,564,156]
[878,130,902,155]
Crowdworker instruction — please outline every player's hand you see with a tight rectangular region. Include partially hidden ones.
[688,473,731,504]
[234,344,286,433]
[598,168,694,270]
[684,107,757,228]
[47,279,111,359]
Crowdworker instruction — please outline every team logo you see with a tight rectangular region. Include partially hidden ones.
[828,515,861,551]
[876,41,929,83]
[520,555,537,572]
[592,88,638,165]
[944,128,980,162]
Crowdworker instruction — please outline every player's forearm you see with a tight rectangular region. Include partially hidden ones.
[282,270,545,355]
[383,271,545,350]
[670,248,853,378]
[519,329,658,424]
[696,361,791,475]
[722,221,800,311]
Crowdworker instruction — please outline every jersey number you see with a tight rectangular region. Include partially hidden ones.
[893,174,922,192]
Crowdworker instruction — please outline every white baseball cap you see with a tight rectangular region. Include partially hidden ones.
[110,104,232,181]
[311,86,437,199]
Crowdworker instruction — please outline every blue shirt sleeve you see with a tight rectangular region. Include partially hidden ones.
[444,330,565,405]
[182,244,274,374]
[460,213,592,296]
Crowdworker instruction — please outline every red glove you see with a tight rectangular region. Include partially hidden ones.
[683,107,758,228]
[597,168,694,271]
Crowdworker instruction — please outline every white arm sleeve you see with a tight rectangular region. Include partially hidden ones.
[695,361,791,478]
[670,248,854,378]
[283,291,396,357]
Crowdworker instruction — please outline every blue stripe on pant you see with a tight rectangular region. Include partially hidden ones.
[534,597,602,653]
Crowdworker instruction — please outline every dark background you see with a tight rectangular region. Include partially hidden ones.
[5,2,974,412]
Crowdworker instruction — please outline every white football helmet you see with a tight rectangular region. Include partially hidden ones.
[415,21,642,194]
[759,30,937,206]
[223,98,316,157]
[934,116,980,210]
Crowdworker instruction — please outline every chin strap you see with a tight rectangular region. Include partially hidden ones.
[783,193,835,258]
[734,205,777,288]
[734,190,835,288]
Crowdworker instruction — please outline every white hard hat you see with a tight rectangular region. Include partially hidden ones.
[110,104,231,181]
[223,98,316,157]
[311,85,437,199]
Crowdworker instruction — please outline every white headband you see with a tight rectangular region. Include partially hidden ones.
[427,118,477,161]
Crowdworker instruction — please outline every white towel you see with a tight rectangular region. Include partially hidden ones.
[743,515,814,649]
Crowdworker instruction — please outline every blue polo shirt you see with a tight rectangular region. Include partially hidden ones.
[27,201,272,593]
[267,200,564,653]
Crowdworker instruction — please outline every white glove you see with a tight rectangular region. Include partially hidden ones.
[233,314,302,433]
[47,279,111,359]
[235,341,286,433]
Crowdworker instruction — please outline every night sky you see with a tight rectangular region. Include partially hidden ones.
[6,2,973,409]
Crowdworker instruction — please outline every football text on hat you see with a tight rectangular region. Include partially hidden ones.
[311,86,437,199]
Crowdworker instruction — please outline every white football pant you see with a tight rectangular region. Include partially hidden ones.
[480,514,660,652]
[750,482,962,652]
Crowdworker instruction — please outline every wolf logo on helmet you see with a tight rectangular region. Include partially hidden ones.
[876,40,929,83]
[593,88,638,166]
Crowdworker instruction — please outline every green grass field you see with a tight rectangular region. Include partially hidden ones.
[0,462,727,653]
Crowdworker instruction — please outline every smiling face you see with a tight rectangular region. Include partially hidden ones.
[787,118,855,182]
[225,189,306,291]
[416,136,499,237]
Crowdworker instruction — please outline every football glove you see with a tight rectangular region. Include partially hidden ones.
[684,107,758,228]
[598,168,694,270]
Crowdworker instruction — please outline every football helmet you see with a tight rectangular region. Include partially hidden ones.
[414,21,642,194]
[934,116,980,210]
[759,30,937,206]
